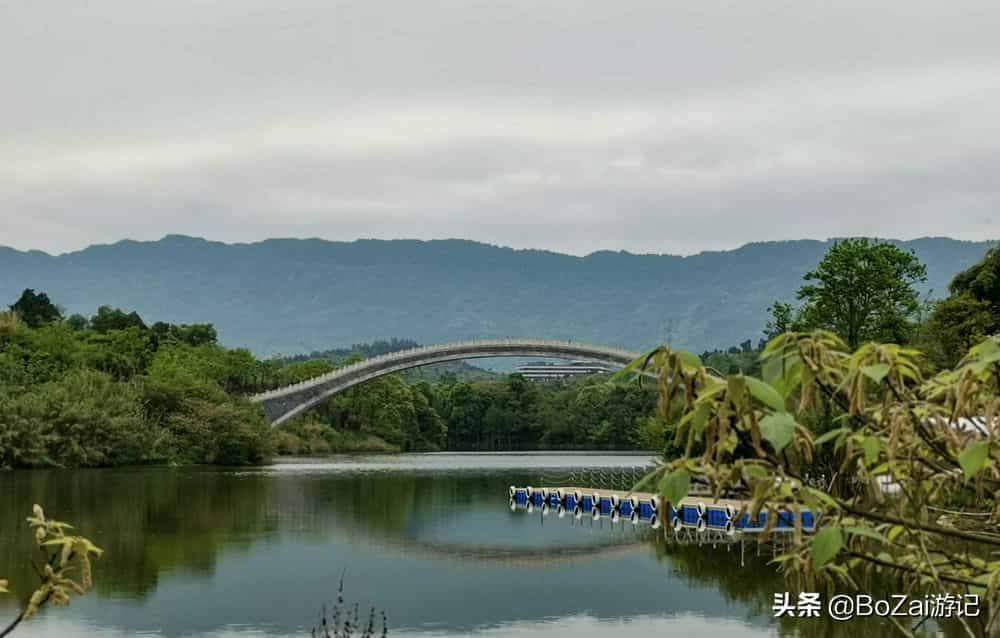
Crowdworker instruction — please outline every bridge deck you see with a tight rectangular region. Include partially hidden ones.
[252,338,642,426]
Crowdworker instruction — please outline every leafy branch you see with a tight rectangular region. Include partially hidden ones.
[0,505,102,638]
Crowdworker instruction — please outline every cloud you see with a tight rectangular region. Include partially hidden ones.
[2,1,999,254]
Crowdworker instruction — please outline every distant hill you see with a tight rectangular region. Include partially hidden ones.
[0,236,994,356]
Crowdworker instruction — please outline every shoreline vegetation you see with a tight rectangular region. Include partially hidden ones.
[2,239,998,470]
[0,298,663,469]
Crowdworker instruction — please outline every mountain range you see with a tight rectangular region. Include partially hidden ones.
[0,235,994,356]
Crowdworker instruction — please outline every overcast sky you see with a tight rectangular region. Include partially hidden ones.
[2,1,998,256]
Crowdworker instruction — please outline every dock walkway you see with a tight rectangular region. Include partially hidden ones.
[510,486,819,535]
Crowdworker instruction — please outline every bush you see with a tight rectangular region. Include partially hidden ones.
[0,369,162,468]
[165,398,273,465]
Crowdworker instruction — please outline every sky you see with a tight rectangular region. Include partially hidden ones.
[2,0,999,256]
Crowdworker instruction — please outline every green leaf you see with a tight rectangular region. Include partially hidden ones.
[695,382,727,401]
[844,526,887,544]
[762,355,803,400]
[958,441,990,482]
[862,436,880,465]
[813,427,848,447]
[742,464,769,481]
[759,413,796,454]
[727,376,747,409]
[690,404,711,434]
[676,350,702,370]
[803,486,838,509]
[745,377,786,412]
[811,526,843,570]
[861,363,890,383]
[659,469,690,506]
[887,525,906,542]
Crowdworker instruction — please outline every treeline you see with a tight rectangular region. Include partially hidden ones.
[281,338,420,363]
[0,295,278,468]
[1,292,659,467]
[693,240,1000,379]
[274,372,662,454]
[0,294,442,467]
[5,240,995,468]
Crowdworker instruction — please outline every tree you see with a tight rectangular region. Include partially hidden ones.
[151,322,218,347]
[0,369,158,468]
[65,314,88,331]
[925,247,1000,367]
[83,327,155,380]
[924,295,995,368]
[89,306,147,333]
[949,246,1000,313]
[795,239,927,349]
[763,301,795,340]
[9,289,61,328]
[630,332,1000,634]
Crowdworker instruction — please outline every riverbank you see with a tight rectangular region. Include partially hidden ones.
[272,428,401,455]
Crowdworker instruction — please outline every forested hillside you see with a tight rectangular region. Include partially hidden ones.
[0,236,993,355]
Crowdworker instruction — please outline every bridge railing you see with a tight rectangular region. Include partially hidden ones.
[251,339,641,402]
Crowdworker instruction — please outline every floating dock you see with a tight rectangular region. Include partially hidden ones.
[509,486,818,535]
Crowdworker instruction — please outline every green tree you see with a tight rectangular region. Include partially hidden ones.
[949,246,1000,312]
[65,314,88,331]
[795,239,927,348]
[629,333,1000,633]
[9,289,61,328]
[925,247,1000,367]
[0,369,159,468]
[763,301,795,340]
[83,327,155,380]
[89,306,147,333]
[165,398,273,465]
[151,322,218,347]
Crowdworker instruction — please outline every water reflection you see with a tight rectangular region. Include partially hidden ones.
[0,454,962,637]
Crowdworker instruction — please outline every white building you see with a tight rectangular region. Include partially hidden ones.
[514,360,614,380]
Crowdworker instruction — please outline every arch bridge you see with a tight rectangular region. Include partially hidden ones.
[251,339,640,426]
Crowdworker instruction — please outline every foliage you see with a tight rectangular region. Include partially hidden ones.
[89,305,147,333]
[151,321,218,347]
[923,296,995,369]
[9,290,61,329]
[428,374,657,451]
[629,331,1000,634]
[82,327,155,380]
[0,505,102,637]
[273,421,398,455]
[763,301,795,341]
[924,247,1000,368]
[0,369,159,468]
[315,375,447,452]
[283,338,420,364]
[794,238,928,348]
[0,295,276,468]
[164,398,273,465]
[950,246,1000,311]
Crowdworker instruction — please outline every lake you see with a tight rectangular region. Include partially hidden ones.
[0,453,900,637]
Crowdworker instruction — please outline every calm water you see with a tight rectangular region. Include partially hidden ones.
[0,453,909,637]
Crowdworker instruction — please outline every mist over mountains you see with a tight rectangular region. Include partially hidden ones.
[0,236,993,357]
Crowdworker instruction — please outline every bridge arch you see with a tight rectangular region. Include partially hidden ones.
[251,339,640,426]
